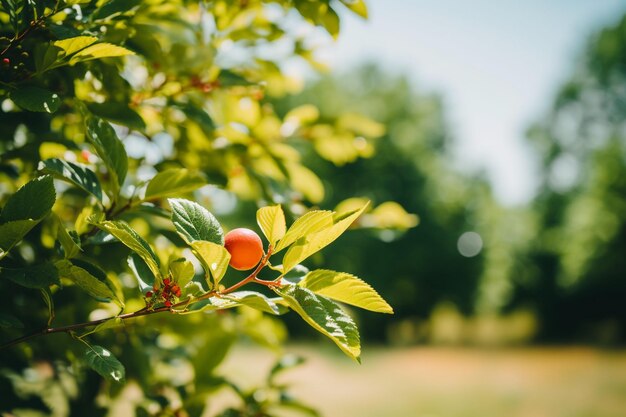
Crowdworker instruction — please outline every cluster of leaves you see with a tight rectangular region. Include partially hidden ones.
[0,0,407,415]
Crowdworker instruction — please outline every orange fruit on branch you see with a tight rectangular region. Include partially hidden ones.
[224,228,264,271]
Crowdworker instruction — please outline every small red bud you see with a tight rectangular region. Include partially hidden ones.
[163,278,171,286]
[164,300,172,307]
[2,58,9,65]
[145,291,153,298]
[175,289,182,297]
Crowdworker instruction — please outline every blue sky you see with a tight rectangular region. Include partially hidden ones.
[325,0,626,205]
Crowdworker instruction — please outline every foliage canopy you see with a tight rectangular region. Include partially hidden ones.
[0,1,406,415]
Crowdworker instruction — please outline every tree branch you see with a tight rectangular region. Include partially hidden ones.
[0,246,276,350]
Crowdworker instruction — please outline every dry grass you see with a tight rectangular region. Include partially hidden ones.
[216,345,626,417]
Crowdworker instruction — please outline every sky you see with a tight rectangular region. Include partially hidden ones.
[324,0,626,205]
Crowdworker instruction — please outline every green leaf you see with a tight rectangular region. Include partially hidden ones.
[34,43,62,73]
[53,36,98,56]
[224,291,281,315]
[145,168,206,201]
[93,220,161,280]
[168,198,224,245]
[84,345,125,382]
[0,176,55,257]
[56,260,117,302]
[320,7,340,38]
[186,296,238,313]
[0,313,23,329]
[287,163,325,203]
[190,240,230,288]
[274,210,333,253]
[85,116,128,191]
[256,205,286,247]
[0,263,60,289]
[282,203,369,273]
[90,0,141,21]
[340,0,368,18]
[39,158,103,201]
[298,270,393,314]
[10,86,61,113]
[0,175,56,223]
[56,220,82,259]
[281,264,309,285]
[127,253,155,292]
[177,102,215,134]
[71,258,119,299]
[69,43,134,65]
[169,257,195,288]
[0,219,38,257]
[87,102,146,131]
[274,284,360,361]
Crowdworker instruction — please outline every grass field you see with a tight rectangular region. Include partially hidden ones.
[214,345,626,417]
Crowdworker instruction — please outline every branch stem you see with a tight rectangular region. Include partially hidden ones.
[0,246,275,350]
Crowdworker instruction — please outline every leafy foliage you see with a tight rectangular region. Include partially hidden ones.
[0,1,407,415]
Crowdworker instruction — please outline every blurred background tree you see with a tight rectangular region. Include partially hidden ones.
[514,14,626,343]
[272,65,490,342]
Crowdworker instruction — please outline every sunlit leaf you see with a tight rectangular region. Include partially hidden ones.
[56,219,82,259]
[282,203,369,272]
[224,291,281,315]
[53,36,98,56]
[190,240,230,288]
[169,198,224,245]
[56,260,118,302]
[85,116,128,191]
[39,158,103,201]
[274,284,360,361]
[257,204,286,247]
[186,296,238,313]
[274,210,333,253]
[286,163,325,203]
[0,219,38,257]
[145,168,206,201]
[69,43,134,64]
[169,257,195,288]
[339,0,368,18]
[0,175,55,223]
[92,220,161,280]
[298,269,393,313]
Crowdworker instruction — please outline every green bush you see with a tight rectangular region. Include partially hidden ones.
[0,1,402,415]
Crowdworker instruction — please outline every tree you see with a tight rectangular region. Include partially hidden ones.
[514,14,626,342]
[0,1,396,415]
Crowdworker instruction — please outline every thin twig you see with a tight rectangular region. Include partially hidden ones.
[0,246,276,350]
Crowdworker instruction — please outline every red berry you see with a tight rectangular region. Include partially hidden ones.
[164,300,172,307]
[146,291,153,297]
[2,58,9,65]
[163,278,171,286]
[224,228,264,271]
